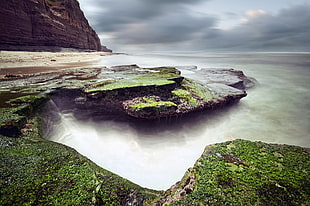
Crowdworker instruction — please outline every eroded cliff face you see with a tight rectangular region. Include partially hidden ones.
[0,0,108,51]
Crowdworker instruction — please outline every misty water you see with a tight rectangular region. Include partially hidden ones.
[47,52,310,190]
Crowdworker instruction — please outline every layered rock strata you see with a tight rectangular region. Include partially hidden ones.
[0,0,107,51]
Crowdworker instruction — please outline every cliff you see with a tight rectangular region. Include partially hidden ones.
[0,0,108,52]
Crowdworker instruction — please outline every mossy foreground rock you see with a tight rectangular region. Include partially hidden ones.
[154,139,310,205]
[0,133,158,205]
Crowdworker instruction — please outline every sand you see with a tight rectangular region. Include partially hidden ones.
[0,51,112,77]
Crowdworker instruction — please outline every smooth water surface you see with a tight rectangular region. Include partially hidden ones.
[48,52,310,190]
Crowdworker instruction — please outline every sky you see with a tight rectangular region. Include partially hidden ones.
[78,0,310,52]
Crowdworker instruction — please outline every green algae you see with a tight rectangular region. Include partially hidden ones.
[0,135,158,205]
[84,67,181,93]
[0,92,39,108]
[180,78,213,102]
[0,93,49,137]
[85,78,175,93]
[129,96,177,109]
[8,95,47,107]
[170,79,214,112]
[0,107,27,137]
[172,88,200,107]
[124,96,178,119]
[157,139,310,205]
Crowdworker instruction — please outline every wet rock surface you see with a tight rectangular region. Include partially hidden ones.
[177,67,257,90]
[0,65,253,120]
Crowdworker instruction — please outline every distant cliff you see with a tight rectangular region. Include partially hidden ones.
[0,0,110,52]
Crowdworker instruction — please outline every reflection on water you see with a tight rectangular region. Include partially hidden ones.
[47,52,310,190]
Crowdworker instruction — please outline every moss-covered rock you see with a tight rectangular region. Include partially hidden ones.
[1,65,251,120]
[83,66,182,94]
[123,96,177,119]
[155,139,310,205]
[0,107,27,137]
[0,134,159,205]
[0,94,48,137]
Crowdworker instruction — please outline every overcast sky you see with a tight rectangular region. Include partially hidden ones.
[78,0,310,52]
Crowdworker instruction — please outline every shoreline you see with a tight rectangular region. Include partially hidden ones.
[0,51,113,77]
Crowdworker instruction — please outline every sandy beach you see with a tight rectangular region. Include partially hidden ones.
[0,51,112,77]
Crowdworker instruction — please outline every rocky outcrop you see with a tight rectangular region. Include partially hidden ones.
[179,67,256,90]
[0,0,108,51]
[0,65,253,121]
[155,139,310,205]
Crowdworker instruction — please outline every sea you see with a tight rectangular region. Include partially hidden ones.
[47,52,310,190]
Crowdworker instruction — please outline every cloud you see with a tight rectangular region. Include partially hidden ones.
[241,9,267,23]
[79,0,215,51]
[79,0,310,52]
[116,12,215,45]
[81,0,207,31]
[205,5,310,51]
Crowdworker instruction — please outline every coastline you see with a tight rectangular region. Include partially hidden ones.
[0,51,112,77]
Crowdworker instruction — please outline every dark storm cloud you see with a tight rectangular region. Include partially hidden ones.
[80,0,215,48]
[200,5,310,51]
[80,0,310,51]
[82,0,207,32]
[116,12,216,44]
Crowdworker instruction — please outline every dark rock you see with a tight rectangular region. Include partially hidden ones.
[123,96,178,119]
[0,0,107,52]
[180,68,256,90]
[0,65,254,120]
[207,83,247,103]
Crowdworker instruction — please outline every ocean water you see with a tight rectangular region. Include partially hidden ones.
[48,52,310,190]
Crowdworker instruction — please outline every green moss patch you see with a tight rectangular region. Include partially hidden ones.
[85,78,176,93]
[0,107,27,137]
[172,89,200,107]
[84,67,182,93]
[123,96,177,119]
[181,79,213,102]
[157,139,310,205]
[0,94,48,137]
[0,131,159,205]
[171,79,214,113]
